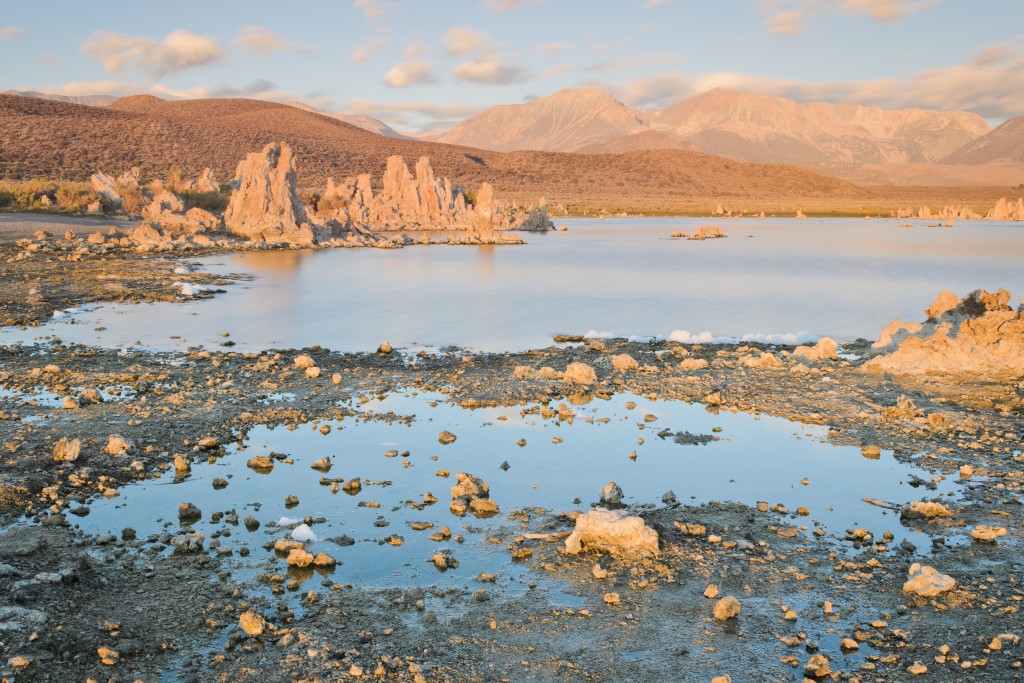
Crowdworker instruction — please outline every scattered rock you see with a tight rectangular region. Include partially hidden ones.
[901,501,953,520]
[563,362,597,385]
[53,437,80,462]
[713,596,741,621]
[903,563,956,597]
[239,610,266,637]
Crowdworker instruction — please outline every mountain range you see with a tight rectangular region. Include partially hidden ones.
[435,87,1006,168]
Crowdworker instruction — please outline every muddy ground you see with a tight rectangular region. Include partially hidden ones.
[0,228,1022,682]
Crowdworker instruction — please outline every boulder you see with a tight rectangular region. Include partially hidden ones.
[564,508,659,557]
[864,289,1024,378]
[90,172,122,209]
[903,563,955,597]
[900,501,952,520]
[564,362,597,385]
[793,337,837,362]
[195,168,219,193]
[223,142,328,244]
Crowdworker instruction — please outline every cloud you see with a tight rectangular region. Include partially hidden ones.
[481,0,543,11]
[346,98,487,131]
[542,64,574,78]
[0,26,25,40]
[235,26,314,55]
[606,39,1024,120]
[382,60,436,87]
[82,30,226,80]
[354,0,388,19]
[539,42,568,55]
[452,55,526,85]
[443,26,488,56]
[352,38,385,63]
[762,0,933,35]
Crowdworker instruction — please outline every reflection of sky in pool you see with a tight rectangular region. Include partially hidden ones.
[75,390,958,596]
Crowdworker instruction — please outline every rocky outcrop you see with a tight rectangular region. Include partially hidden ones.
[321,155,551,236]
[984,197,1024,221]
[195,168,219,193]
[864,288,1024,378]
[223,142,331,245]
[90,172,122,209]
[117,167,141,186]
[689,225,726,240]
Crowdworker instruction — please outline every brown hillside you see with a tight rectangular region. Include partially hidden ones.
[0,94,875,212]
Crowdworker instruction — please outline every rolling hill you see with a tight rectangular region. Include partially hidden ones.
[0,93,875,213]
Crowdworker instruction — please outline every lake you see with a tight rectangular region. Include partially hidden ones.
[7,217,1023,352]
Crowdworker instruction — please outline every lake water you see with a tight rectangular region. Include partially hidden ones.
[74,390,958,596]
[7,217,1024,352]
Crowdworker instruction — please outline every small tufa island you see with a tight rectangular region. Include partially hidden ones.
[87,142,554,251]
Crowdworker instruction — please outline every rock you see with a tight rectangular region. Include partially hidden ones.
[195,167,220,193]
[294,354,316,368]
[903,563,955,597]
[170,532,204,553]
[178,502,201,521]
[247,456,274,471]
[378,339,393,354]
[925,290,959,320]
[286,548,314,567]
[864,288,1024,378]
[603,592,620,605]
[704,585,719,599]
[793,337,837,362]
[53,437,80,462]
[599,481,623,505]
[907,662,928,675]
[611,354,639,372]
[239,610,266,636]
[970,525,1008,543]
[860,444,881,459]
[713,596,741,620]
[313,552,337,567]
[117,167,141,186]
[438,430,457,444]
[564,507,659,557]
[564,362,597,385]
[804,653,831,677]
[984,197,1024,221]
[103,434,132,455]
[688,225,726,240]
[311,457,332,471]
[223,142,327,245]
[91,172,122,209]
[450,472,497,516]
[900,501,952,520]
[173,454,190,472]
[97,645,119,666]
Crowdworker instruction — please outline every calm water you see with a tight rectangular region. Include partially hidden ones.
[7,217,1023,352]
[75,391,958,594]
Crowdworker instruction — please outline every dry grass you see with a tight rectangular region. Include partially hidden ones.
[0,94,1014,215]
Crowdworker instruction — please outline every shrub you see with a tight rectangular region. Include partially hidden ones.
[117,183,147,215]
[0,190,14,208]
[180,190,229,213]
[461,187,477,207]
[166,164,186,193]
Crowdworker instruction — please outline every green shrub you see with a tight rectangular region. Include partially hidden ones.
[461,187,477,207]
[117,183,147,215]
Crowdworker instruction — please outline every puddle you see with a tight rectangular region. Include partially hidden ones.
[71,391,960,602]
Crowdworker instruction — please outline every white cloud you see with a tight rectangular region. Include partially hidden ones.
[0,26,25,40]
[352,38,385,63]
[763,0,933,36]
[539,42,569,55]
[481,0,544,11]
[607,39,1024,120]
[405,41,429,59]
[82,30,226,80]
[382,60,436,87]
[452,56,526,85]
[354,0,388,19]
[235,26,314,55]
[444,26,488,56]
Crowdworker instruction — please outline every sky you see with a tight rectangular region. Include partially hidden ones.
[1,0,1023,133]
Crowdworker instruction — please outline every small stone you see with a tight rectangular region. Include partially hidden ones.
[704,585,719,599]
[178,502,201,521]
[103,434,132,455]
[287,548,314,567]
[713,596,741,621]
[97,645,119,666]
[907,662,928,675]
[903,563,956,597]
[438,431,457,444]
[239,610,266,637]
[970,525,1008,543]
[599,481,623,505]
[53,437,80,462]
[860,444,881,459]
[804,654,831,677]
[603,592,620,605]
[294,354,316,368]
[377,340,393,354]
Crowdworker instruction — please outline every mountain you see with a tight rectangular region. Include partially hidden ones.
[0,93,868,214]
[434,87,647,152]
[2,89,117,107]
[942,116,1024,165]
[284,101,413,139]
[438,87,991,166]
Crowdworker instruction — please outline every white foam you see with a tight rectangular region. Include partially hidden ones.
[583,330,615,339]
[173,282,209,297]
[291,523,317,543]
[669,330,819,345]
[173,266,191,275]
[276,516,301,527]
